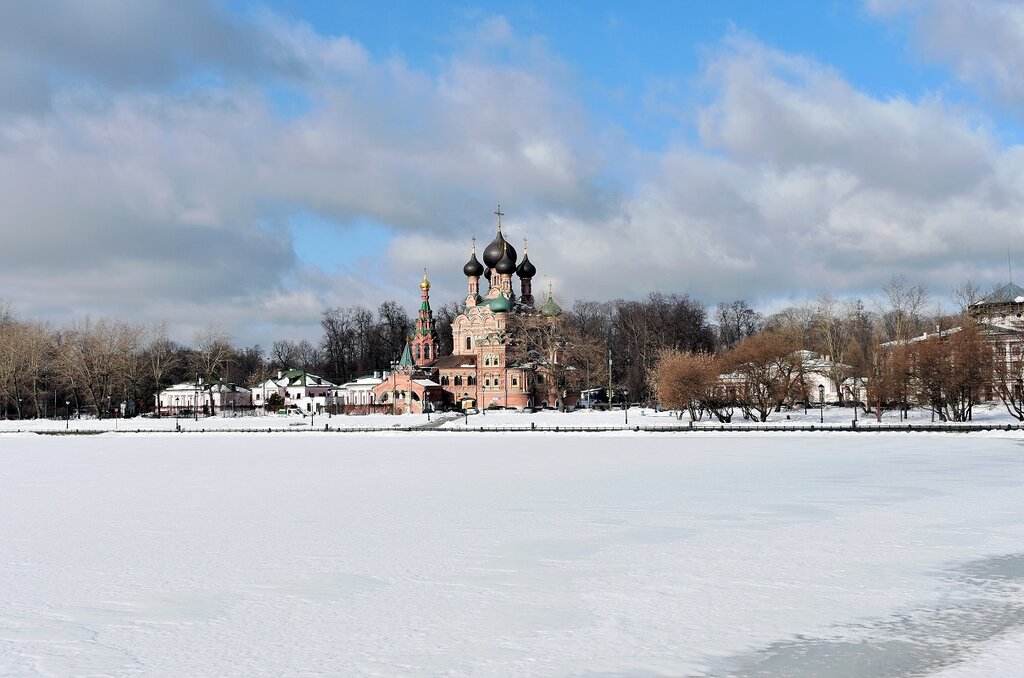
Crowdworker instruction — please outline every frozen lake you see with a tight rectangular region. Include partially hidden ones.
[1,431,1023,676]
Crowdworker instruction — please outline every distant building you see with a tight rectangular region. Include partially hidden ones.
[331,374,385,413]
[251,369,335,413]
[879,281,1024,402]
[798,350,856,404]
[373,208,579,413]
[157,379,251,415]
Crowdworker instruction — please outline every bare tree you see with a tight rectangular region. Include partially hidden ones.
[612,294,714,403]
[271,339,300,369]
[145,322,180,415]
[715,300,764,350]
[192,325,233,381]
[507,308,605,411]
[320,306,354,382]
[432,301,464,357]
[726,331,802,422]
[910,323,992,421]
[878,274,928,342]
[993,336,1024,420]
[951,279,983,316]
[653,350,720,421]
[867,343,912,419]
[809,292,853,401]
[295,339,322,372]
[57,317,143,417]
[0,299,14,326]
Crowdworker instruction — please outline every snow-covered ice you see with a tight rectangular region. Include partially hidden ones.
[1,431,1023,676]
[2,400,1023,435]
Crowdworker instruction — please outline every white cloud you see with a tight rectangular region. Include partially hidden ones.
[2,6,1024,348]
[868,0,1024,105]
[0,10,610,345]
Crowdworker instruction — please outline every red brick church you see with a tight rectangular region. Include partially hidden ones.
[374,208,577,413]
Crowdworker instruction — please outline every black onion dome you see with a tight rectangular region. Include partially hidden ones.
[463,251,484,277]
[495,244,516,275]
[482,231,505,268]
[484,267,492,281]
[516,253,536,278]
[482,230,518,268]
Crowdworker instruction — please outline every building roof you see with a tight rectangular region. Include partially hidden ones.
[163,380,249,394]
[254,369,336,389]
[975,282,1024,305]
[398,340,414,368]
[338,376,384,389]
[432,354,477,369]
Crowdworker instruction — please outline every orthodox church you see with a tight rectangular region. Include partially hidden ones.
[374,207,574,413]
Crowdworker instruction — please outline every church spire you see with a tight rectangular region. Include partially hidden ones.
[412,271,438,366]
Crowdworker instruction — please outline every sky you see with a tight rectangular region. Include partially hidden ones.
[2,0,1024,348]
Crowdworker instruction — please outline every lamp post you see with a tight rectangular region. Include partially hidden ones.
[174,396,179,429]
[65,400,70,430]
[608,348,613,412]
[818,384,825,424]
[390,361,397,416]
[194,372,199,421]
[623,388,629,425]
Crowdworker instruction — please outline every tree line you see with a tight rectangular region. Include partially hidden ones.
[653,277,1022,423]
[0,275,1013,419]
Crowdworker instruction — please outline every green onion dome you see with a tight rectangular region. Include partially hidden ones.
[489,292,514,313]
[540,291,562,317]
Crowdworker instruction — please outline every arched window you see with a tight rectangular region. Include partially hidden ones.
[441,375,449,386]
[454,375,462,386]
[468,375,476,386]
[425,345,431,359]
[466,336,472,350]
[414,345,420,360]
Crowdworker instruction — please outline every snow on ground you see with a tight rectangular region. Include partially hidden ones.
[1,431,1024,676]
[0,401,1022,433]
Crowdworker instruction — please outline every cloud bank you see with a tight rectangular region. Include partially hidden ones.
[0,2,1021,346]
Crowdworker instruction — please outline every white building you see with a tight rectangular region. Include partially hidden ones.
[716,350,863,406]
[251,369,335,414]
[157,380,252,415]
[331,374,384,410]
[798,350,855,404]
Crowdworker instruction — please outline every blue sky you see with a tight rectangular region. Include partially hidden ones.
[2,1,1024,346]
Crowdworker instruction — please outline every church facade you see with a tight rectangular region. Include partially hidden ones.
[374,209,575,413]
